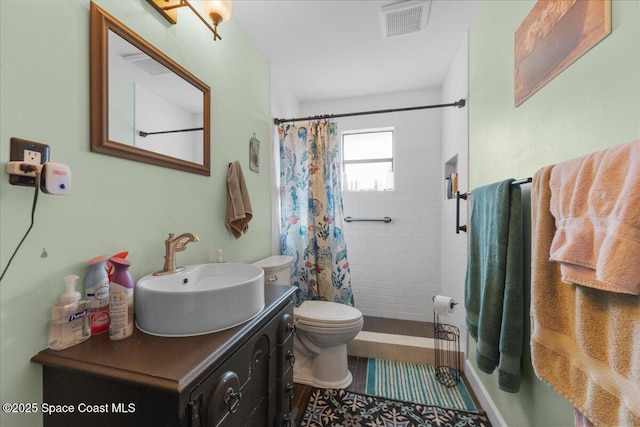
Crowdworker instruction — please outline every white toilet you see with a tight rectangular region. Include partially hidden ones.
[253,256,363,388]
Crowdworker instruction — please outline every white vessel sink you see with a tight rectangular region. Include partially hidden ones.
[135,263,265,337]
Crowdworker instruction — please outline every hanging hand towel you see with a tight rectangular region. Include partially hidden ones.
[531,165,640,427]
[549,140,640,294]
[225,161,253,239]
[465,179,524,393]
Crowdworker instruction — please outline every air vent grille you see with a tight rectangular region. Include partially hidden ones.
[380,0,430,38]
[123,53,171,76]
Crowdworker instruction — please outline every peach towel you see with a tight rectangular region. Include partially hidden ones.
[574,409,595,427]
[531,165,640,427]
[549,140,640,295]
[225,161,252,239]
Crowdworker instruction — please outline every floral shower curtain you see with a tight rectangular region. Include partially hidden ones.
[279,120,354,307]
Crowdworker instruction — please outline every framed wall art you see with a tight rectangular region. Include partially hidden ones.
[515,0,611,106]
[249,135,260,173]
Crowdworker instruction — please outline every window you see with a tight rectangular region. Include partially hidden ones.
[342,130,394,192]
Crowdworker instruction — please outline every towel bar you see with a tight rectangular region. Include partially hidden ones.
[344,216,391,223]
[455,177,532,234]
[456,191,468,234]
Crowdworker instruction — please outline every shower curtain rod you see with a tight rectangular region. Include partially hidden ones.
[273,98,466,125]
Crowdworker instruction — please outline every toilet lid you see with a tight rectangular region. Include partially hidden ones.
[295,301,362,325]
[252,255,293,273]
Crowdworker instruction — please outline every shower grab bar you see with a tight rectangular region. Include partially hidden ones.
[455,177,532,234]
[344,216,392,223]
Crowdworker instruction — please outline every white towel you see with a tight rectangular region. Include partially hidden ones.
[225,161,252,239]
[549,140,640,295]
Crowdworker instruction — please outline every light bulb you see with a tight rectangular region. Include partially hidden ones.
[200,0,233,24]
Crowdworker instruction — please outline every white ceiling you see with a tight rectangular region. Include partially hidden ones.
[233,0,483,104]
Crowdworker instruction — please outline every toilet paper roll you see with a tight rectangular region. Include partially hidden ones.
[434,295,457,315]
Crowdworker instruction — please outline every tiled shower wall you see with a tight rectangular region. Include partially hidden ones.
[303,89,442,322]
[440,35,469,346]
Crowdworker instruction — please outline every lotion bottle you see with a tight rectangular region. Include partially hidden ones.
[84,255,110,335]
[109,257,134,340]
[49,275,91,351]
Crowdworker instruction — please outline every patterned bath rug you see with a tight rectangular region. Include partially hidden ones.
[300,387,491,427]
[365,358,478,412]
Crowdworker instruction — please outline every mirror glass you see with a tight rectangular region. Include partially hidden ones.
[90,3,211,175]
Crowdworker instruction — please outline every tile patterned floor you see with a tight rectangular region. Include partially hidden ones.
[292,355,368,425]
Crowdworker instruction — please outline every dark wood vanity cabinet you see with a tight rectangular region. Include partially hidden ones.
[32,285,296,427]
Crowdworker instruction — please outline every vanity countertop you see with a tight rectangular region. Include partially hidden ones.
[32,284,296,393]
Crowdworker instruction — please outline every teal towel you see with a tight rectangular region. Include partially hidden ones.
[465,179,524,393]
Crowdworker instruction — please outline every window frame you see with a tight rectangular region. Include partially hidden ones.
[341,128,395,192]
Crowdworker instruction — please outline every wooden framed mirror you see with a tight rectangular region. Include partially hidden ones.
[90,2,211,176]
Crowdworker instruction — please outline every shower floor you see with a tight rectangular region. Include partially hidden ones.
[362,315,434,338]
[349,315,438,365]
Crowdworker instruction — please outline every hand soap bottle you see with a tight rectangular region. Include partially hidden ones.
[109,257,134,340]
[84,255,110,335]
[49,275,91,351]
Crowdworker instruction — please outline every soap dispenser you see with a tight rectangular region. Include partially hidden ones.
[48,275,91,351]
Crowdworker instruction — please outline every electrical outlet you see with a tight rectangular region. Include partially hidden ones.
[24,150,42,164]
[9,137,50,186]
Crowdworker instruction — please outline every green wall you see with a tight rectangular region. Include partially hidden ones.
[0,1,270,426]
[468,1,639,426]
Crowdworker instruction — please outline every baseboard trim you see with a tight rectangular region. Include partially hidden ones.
[464,359,507,427]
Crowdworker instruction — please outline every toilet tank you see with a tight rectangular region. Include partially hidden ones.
[252,256,294,286]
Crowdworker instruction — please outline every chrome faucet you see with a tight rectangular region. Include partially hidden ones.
[153,232,199,276]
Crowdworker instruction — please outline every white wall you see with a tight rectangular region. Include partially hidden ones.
[440,34,469,346]
[270,62,302,255]
[302,89,442,321]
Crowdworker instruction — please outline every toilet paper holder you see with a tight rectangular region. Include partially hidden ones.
[432,296,460,387]
[432,295,458,311]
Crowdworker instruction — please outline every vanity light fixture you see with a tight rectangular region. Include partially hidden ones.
[146,0,233,41]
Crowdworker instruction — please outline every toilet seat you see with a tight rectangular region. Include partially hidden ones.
[294,300,362,325]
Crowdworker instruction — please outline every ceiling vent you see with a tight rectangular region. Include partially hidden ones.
[122,53,171,76]
[380,0,431,38]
